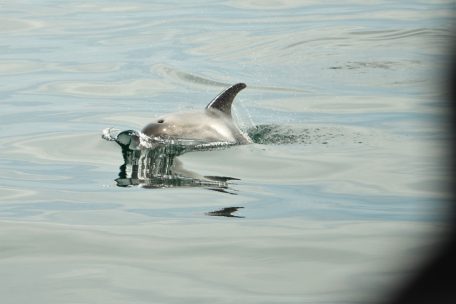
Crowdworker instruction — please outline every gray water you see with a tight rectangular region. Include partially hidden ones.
[0,1,454,303]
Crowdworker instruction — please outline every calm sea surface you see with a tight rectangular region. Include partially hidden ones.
[0,1,454,303]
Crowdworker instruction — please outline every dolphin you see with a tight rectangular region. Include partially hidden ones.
[142,83,252,144]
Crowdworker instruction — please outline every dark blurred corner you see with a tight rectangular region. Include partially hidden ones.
[385,25,456,304]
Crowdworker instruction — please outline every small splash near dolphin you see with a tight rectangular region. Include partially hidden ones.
[246,124,370,146]
[102,127,237,151]
[103,124,370,148]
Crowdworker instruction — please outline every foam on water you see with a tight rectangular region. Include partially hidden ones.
[102,127,237,151]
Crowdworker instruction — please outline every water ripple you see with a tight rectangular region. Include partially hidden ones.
[37,79,174,97]
[155,64,316,93]
[0,18,44,33]
[0,60,121,75]
[350,28,453,41]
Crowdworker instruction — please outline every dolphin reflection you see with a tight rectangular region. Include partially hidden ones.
[113,132,240,195]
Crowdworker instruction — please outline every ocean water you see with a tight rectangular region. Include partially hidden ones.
[0,1,454,303]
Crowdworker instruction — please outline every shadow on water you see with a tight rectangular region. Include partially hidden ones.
[206,207,244,218]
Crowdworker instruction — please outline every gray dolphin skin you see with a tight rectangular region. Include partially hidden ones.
[142,83,252,144]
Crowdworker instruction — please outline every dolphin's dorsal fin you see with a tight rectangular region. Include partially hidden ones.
[205,83,246,117]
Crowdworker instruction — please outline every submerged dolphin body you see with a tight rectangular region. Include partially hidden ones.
[142,83,252,144]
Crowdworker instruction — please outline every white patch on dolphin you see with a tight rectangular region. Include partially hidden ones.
[141,83,252,145]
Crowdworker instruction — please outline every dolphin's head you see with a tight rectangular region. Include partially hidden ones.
[141,115,176,139]
[141,83,251,144]
[141,112,207,140]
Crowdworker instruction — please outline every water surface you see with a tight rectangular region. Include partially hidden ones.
[0,1,454,303]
